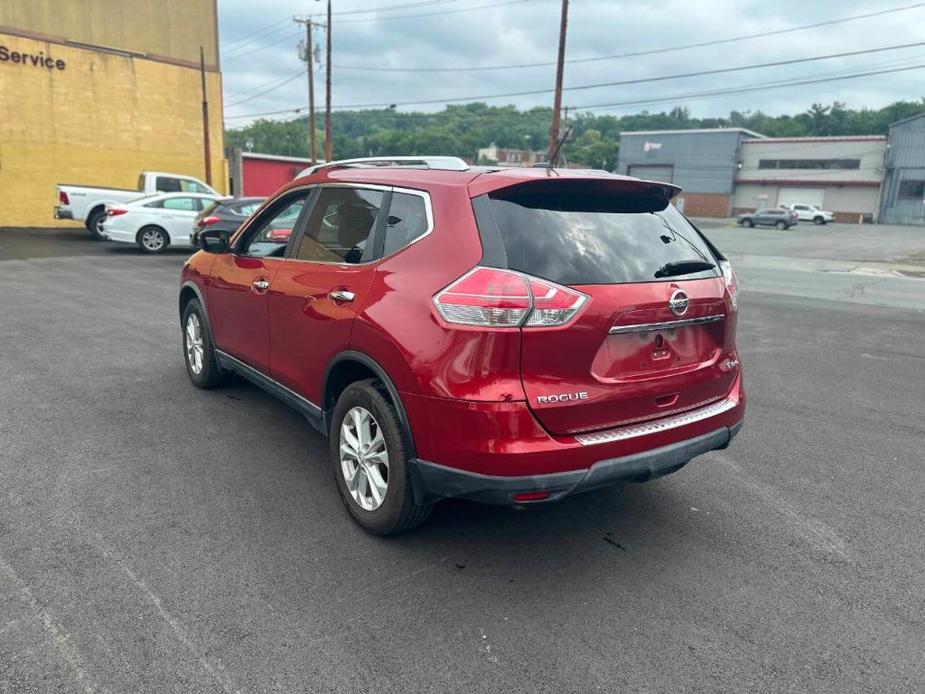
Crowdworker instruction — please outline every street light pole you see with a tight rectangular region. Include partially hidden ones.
[548,0,569,166]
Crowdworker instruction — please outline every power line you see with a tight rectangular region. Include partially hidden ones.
[331,1,925,71]
[222,25,302,59]
[223,61,925,122]
[327,0,465,16]
[575,63,925,113]
[225,41,925,116]
[221,15,294,50]
[225,68,307,107]
[322,40,925,109]
[330,0,532,23]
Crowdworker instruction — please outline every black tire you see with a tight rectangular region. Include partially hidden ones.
[775,220,787,230]
[330,380,432,535]
[741,218,754,228]
[813,216,825,225]
[85,208,107,240]
[137,226,169,254]
[181,298,228,389]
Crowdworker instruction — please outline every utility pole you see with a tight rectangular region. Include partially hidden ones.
[548,0,569,166]
[324,0,332,162]
[199,45,212,186]
[294,17,317,163]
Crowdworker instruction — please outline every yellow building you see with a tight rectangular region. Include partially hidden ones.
[0,0,225,227]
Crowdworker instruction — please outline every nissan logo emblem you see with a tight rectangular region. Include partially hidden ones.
[668,289,689,317]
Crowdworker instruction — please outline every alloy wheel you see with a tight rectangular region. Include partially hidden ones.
[185,313,204,375]
[141,229,165,252]
[339,406,389,511]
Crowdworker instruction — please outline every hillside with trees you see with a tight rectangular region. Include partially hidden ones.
[225,99,925,170]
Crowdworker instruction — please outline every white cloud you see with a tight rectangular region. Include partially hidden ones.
[217,0,925,125]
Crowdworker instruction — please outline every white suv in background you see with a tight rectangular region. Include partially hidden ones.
[784,204,834,225]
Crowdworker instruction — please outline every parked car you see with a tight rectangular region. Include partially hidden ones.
[56,172,219,240]
[191,197,266,246]
[783,203,834,225]
[179,156,745,535]
[737,208,799,229]
[102,192,224,253]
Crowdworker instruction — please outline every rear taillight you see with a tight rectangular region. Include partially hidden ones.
[199,216,220,227]
[106,208,128,217]
[720,259,738,311]
[58,190,69,205]
[433,267,587,328]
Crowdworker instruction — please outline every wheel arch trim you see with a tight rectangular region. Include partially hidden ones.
[179,281,209,321]
[323,350,416,458]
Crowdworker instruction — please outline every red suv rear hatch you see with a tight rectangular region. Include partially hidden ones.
[471,178,739,436]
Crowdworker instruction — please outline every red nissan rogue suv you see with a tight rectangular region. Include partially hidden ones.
[179,156,744,534]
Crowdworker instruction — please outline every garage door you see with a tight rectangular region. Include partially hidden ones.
[778,187,825,208]
[627,165,673,183]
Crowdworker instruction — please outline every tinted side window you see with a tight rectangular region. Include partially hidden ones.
[180,179,208,194]
[383,192,430,256]
[487,191,719,285]
[156,176,182,193]
[235,202,262,216]
[162,197,198,211]
[294,187,384,264]
[242,193,309,258]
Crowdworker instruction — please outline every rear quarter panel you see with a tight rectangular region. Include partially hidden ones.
[351,185,525,402]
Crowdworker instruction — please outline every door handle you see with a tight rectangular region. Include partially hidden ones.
[328,289,355,302]
[252,278,270,292]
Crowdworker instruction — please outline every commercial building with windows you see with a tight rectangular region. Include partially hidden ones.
[879,113,925,225]
[616,128,764,217]
[733,136,887,223]
[0,0,225,227]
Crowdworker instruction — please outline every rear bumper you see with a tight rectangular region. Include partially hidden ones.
[402,374,745,505]
[54,206,74,220]
[410,421,742,505]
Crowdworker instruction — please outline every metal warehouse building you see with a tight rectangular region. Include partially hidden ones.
[0,0,225,227]
[615,129,764,217]
[879,113,925,225]
[733,136,887,223]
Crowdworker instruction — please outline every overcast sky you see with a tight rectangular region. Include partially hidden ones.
[218,0,925,127]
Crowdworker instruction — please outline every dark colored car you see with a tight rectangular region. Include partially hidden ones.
[179,156,745,535]
[737,208,799,229]
[191,196,266,245]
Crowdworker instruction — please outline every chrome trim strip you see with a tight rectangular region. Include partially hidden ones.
[609,314,724,335]
[215,350,323,418]
[574,398,737,446]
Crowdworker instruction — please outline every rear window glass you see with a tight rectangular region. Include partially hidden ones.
[487,188,719,285]
[201,201,220,216]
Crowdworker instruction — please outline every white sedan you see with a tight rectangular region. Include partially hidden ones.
[101,192,226,253]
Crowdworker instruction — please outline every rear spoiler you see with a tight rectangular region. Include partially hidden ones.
[473,177,681,214]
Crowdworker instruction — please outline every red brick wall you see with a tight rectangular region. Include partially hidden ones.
[677,194,731,218]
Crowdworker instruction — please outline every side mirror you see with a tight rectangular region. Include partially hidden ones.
[198,228,230,254]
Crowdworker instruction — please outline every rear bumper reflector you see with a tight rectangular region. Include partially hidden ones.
[574,397,738,446]
[609,314,724,334]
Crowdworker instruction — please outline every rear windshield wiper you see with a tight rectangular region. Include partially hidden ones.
[654,259,716,278]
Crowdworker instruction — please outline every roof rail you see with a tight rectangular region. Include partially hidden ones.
[298,156,469,178]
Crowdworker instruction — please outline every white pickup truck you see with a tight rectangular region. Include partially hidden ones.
[55,171,219,239]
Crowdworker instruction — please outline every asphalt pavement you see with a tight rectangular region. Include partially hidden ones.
[0,225,923,692]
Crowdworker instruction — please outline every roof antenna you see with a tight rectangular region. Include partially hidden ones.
[547,126,573,171]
